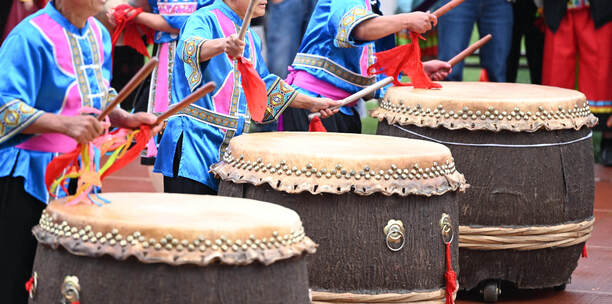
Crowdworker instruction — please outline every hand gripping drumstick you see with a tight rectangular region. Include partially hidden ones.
[448,34,492,67]
[307,34,492,120]
[98,57,159,121]
[432,0,465,17]
[308,77,394,120]
[155,81,217,125]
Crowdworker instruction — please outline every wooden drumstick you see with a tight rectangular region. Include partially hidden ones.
[155,81,217,125]
[448,34,492,67]
[98,57,159,121]
[432,0,466,18]
[238,0,258,41]
[308,77,394,120]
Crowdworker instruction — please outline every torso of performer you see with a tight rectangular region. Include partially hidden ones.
[0,2,113,203]
[154,0,297,191]
[289,0,395,115]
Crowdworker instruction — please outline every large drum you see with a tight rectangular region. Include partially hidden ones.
[30,193,316,303]
[212,132,467,303]
[374,82,597,299]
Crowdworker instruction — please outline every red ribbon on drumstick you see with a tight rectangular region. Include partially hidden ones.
[308,33,491,132]
[368,0,465,88]
[235,0,268,123]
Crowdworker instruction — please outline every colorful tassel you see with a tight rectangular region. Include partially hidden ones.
[445,242,457,304]
[46,123,151,206]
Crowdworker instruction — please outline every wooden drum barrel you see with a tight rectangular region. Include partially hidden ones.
[29,193,316,303]
[212,132,467,303]
[374,82,598,295]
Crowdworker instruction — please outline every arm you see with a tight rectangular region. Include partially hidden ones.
[134,12,179,33]
[352,11,437,42]
[198,35,244,62]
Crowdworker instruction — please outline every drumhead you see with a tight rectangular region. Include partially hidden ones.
[211,132,467,196]
[374,82,597,132]
[36,193,316,266]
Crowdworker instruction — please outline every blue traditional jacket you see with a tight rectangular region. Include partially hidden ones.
[148,0,214,43]
[154,0,296,190]
[0,2,114,203]
[291,0,395,115]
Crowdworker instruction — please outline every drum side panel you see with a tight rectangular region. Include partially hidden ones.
[219,182,459,294]
[30,245,310,304]
[378,123,594,290]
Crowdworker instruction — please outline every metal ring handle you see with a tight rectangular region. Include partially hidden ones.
[440,213,454,244]
[385,226,406,252]
[61,276,80,304]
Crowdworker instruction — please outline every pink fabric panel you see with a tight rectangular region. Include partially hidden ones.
[213,71,235,115]
[154,42,170,113]
[16,83,82,153]
[286,70,351,100]
[211,9,237,38]
[31,14,74,75]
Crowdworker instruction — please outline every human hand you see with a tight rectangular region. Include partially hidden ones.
[405,11,437,34]
[423,60,451,81]
[607,115,612,127]
[61,115,105,144]
[224,34,245,59]
[121,112,164,136]
[309,97,341,119]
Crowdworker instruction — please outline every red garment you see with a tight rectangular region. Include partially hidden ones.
[542,7,612,114]
[1,0,48,44]
[111,4,153,58]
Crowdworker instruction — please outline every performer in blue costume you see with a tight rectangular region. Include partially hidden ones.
[154,0,339,195]
[109,0,214,165]
[282,0,452,133]
[0,1,160,302]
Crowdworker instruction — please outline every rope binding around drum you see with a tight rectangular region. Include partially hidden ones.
[311,288,457,304]
[459,217,594,251]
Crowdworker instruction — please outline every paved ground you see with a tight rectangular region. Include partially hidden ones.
[103,161,612,304]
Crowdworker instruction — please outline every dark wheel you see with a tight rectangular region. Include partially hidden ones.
[554,283,567,291]
[482,281,500,303]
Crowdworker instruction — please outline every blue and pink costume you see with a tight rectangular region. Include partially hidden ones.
[0,2,115,203]
[154,0,296,191]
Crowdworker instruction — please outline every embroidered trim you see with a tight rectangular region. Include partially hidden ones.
[588,100,612,113]
[105,88,118,109]
[158,2,198,15]
[87,28,107,109]
[263,78,296,123]
[66,28,106,109]
[293,53,376,87]
[176,104,241,130]
[182,37,207,91]
[336,7,377,48]
[0,100,43,144]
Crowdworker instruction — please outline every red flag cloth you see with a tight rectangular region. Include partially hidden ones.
[308,116,327,132]
[445,242,457,304]
[368,32,441,89]
[237,56,268,122]
[111,4,153,58]
[479,69,489,82]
